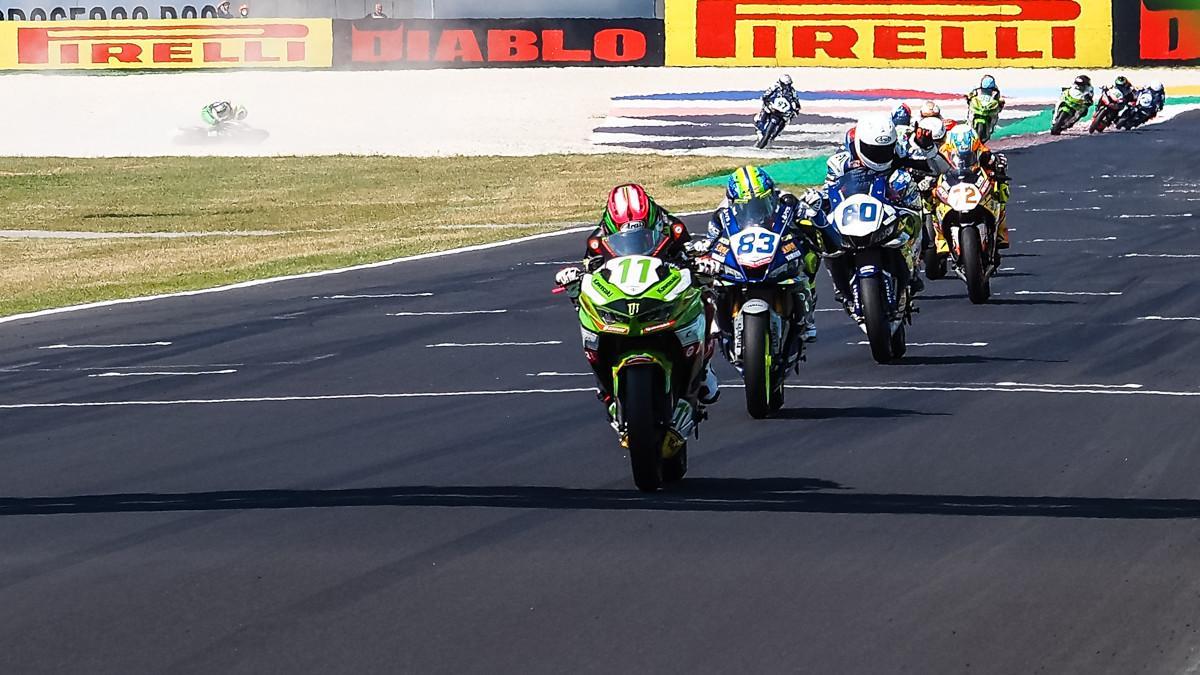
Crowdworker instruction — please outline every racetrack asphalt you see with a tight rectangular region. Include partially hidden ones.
[3,114,1200,674]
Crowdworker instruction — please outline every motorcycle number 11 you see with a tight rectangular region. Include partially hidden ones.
[606,255,664,295]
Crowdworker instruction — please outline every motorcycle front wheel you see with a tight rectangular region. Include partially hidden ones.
[619,365,665,492]
[742,312,774,419]
[859,275,894,364]
[960,225,990,304]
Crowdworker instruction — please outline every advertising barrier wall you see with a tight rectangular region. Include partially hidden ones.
[664,0,1114,68]
[331,18,664,68]
[0,18,333,68]
[0,1,219,21]
[1113,0,1200,65]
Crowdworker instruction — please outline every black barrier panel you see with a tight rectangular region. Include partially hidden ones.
[332,17,664,68]
[1112,0,1200,66]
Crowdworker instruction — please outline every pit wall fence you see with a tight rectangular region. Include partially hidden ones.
[0,1,1192,70]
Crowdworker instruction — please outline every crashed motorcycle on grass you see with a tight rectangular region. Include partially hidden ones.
[933,148,1005,304]
[755,95,797,149]
[708,194,813,418]
[826,172,918,364]
[569,228,713,492]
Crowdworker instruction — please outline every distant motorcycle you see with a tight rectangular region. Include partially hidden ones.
[1116,89,1157,130]
[1050,86,1091,135]
[754,95,796,149]
[174,122,269,146]
[1089,88,1127,134]
[969,91,1002,143]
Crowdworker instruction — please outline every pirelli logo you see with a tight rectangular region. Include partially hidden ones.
[0,19,333,69]
[665,0,1113,67]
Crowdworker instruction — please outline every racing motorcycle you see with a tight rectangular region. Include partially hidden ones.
[569,228,711,492]
[827,172,917,363]
[1116,89,1157,130]
[1089,87,1127,134]
[933,147,1004,304]
[1050,86,1092,135]
[754,95,796,149]
[969,91,1002,143]
[708,194,812,418]
[174,122,270,146]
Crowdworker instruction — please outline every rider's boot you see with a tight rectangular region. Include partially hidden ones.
[698,364,720,405]
[996,183,1011,249]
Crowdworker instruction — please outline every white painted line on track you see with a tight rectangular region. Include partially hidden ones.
[387,310,507,316]
[88,369,237,378]
[527,372,591,377]
[1115,214,1193,219]
[0,226,593,327]
[1025,207,1101,212]
[426,341,563,348]
[1026,237,1117,243]
[999,267,1016,271]
[849,341,988,347]
[1100,174,1156,179]
[9,380,1200,410]
[1122,253,1200,259]
[1139,316,1200,321]
[1010,290,1122,296]
[519,261,579,266]
[0,388,600,409]
[40,342,172,350]
[314,293,434,299]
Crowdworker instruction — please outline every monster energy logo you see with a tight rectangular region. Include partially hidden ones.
[627,302,640,314]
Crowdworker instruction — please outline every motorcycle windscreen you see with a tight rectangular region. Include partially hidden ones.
[603,228,666,257]
[729,194,779,233]
[948,149,981,178]
[831,169,889,205]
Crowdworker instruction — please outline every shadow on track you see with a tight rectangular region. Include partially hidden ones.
[767,406,947,420]
[6,479,1200,519]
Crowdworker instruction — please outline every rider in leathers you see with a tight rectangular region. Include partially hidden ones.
[802,115,925,306]
[693,165,824,343]
[755,74,802,127]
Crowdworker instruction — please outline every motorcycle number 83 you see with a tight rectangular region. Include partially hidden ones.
[733,227,780,267]
[604,255,664,296]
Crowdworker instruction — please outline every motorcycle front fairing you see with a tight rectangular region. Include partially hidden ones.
[827,171,911,328]
[710,196,805,364]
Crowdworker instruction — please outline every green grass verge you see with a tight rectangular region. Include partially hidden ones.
[0,154,754,317]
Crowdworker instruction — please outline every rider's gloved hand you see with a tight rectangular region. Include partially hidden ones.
[917,175,936,193]
[691,257,722,277]
[684,239,712,258]
[801,188,823,209]
[991,153,1008,175]
[555,267,582,287]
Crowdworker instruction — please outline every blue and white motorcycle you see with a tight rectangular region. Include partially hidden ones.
[708,194,812,417]
[1116,89,1157,130]
[754,95,797,150]
[826,172,918,364]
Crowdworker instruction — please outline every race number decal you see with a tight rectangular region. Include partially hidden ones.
[733,227,779,267]
[947,183,982,212]
[603,255,662,296]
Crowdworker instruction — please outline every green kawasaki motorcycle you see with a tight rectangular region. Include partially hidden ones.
[969,91,1003,143]
[1050,86,1092,135]
[573,228,712,492]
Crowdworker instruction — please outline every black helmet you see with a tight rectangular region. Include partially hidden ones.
[1074,75,1091,87]
[1115,76,1130,88]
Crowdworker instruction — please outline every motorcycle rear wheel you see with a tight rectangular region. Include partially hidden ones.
[619,366,665,492]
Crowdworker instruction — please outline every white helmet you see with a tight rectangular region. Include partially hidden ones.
[1149,80,1164,93]
[854,115,898,172]
[778,74,793,88]
[919,100,942,119]
[915,116,947,147]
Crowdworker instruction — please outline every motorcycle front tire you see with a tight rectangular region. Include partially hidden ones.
[859,275,894,364]
[619,365,665,492]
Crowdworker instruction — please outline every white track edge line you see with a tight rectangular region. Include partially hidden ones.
[0,226,593,327]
